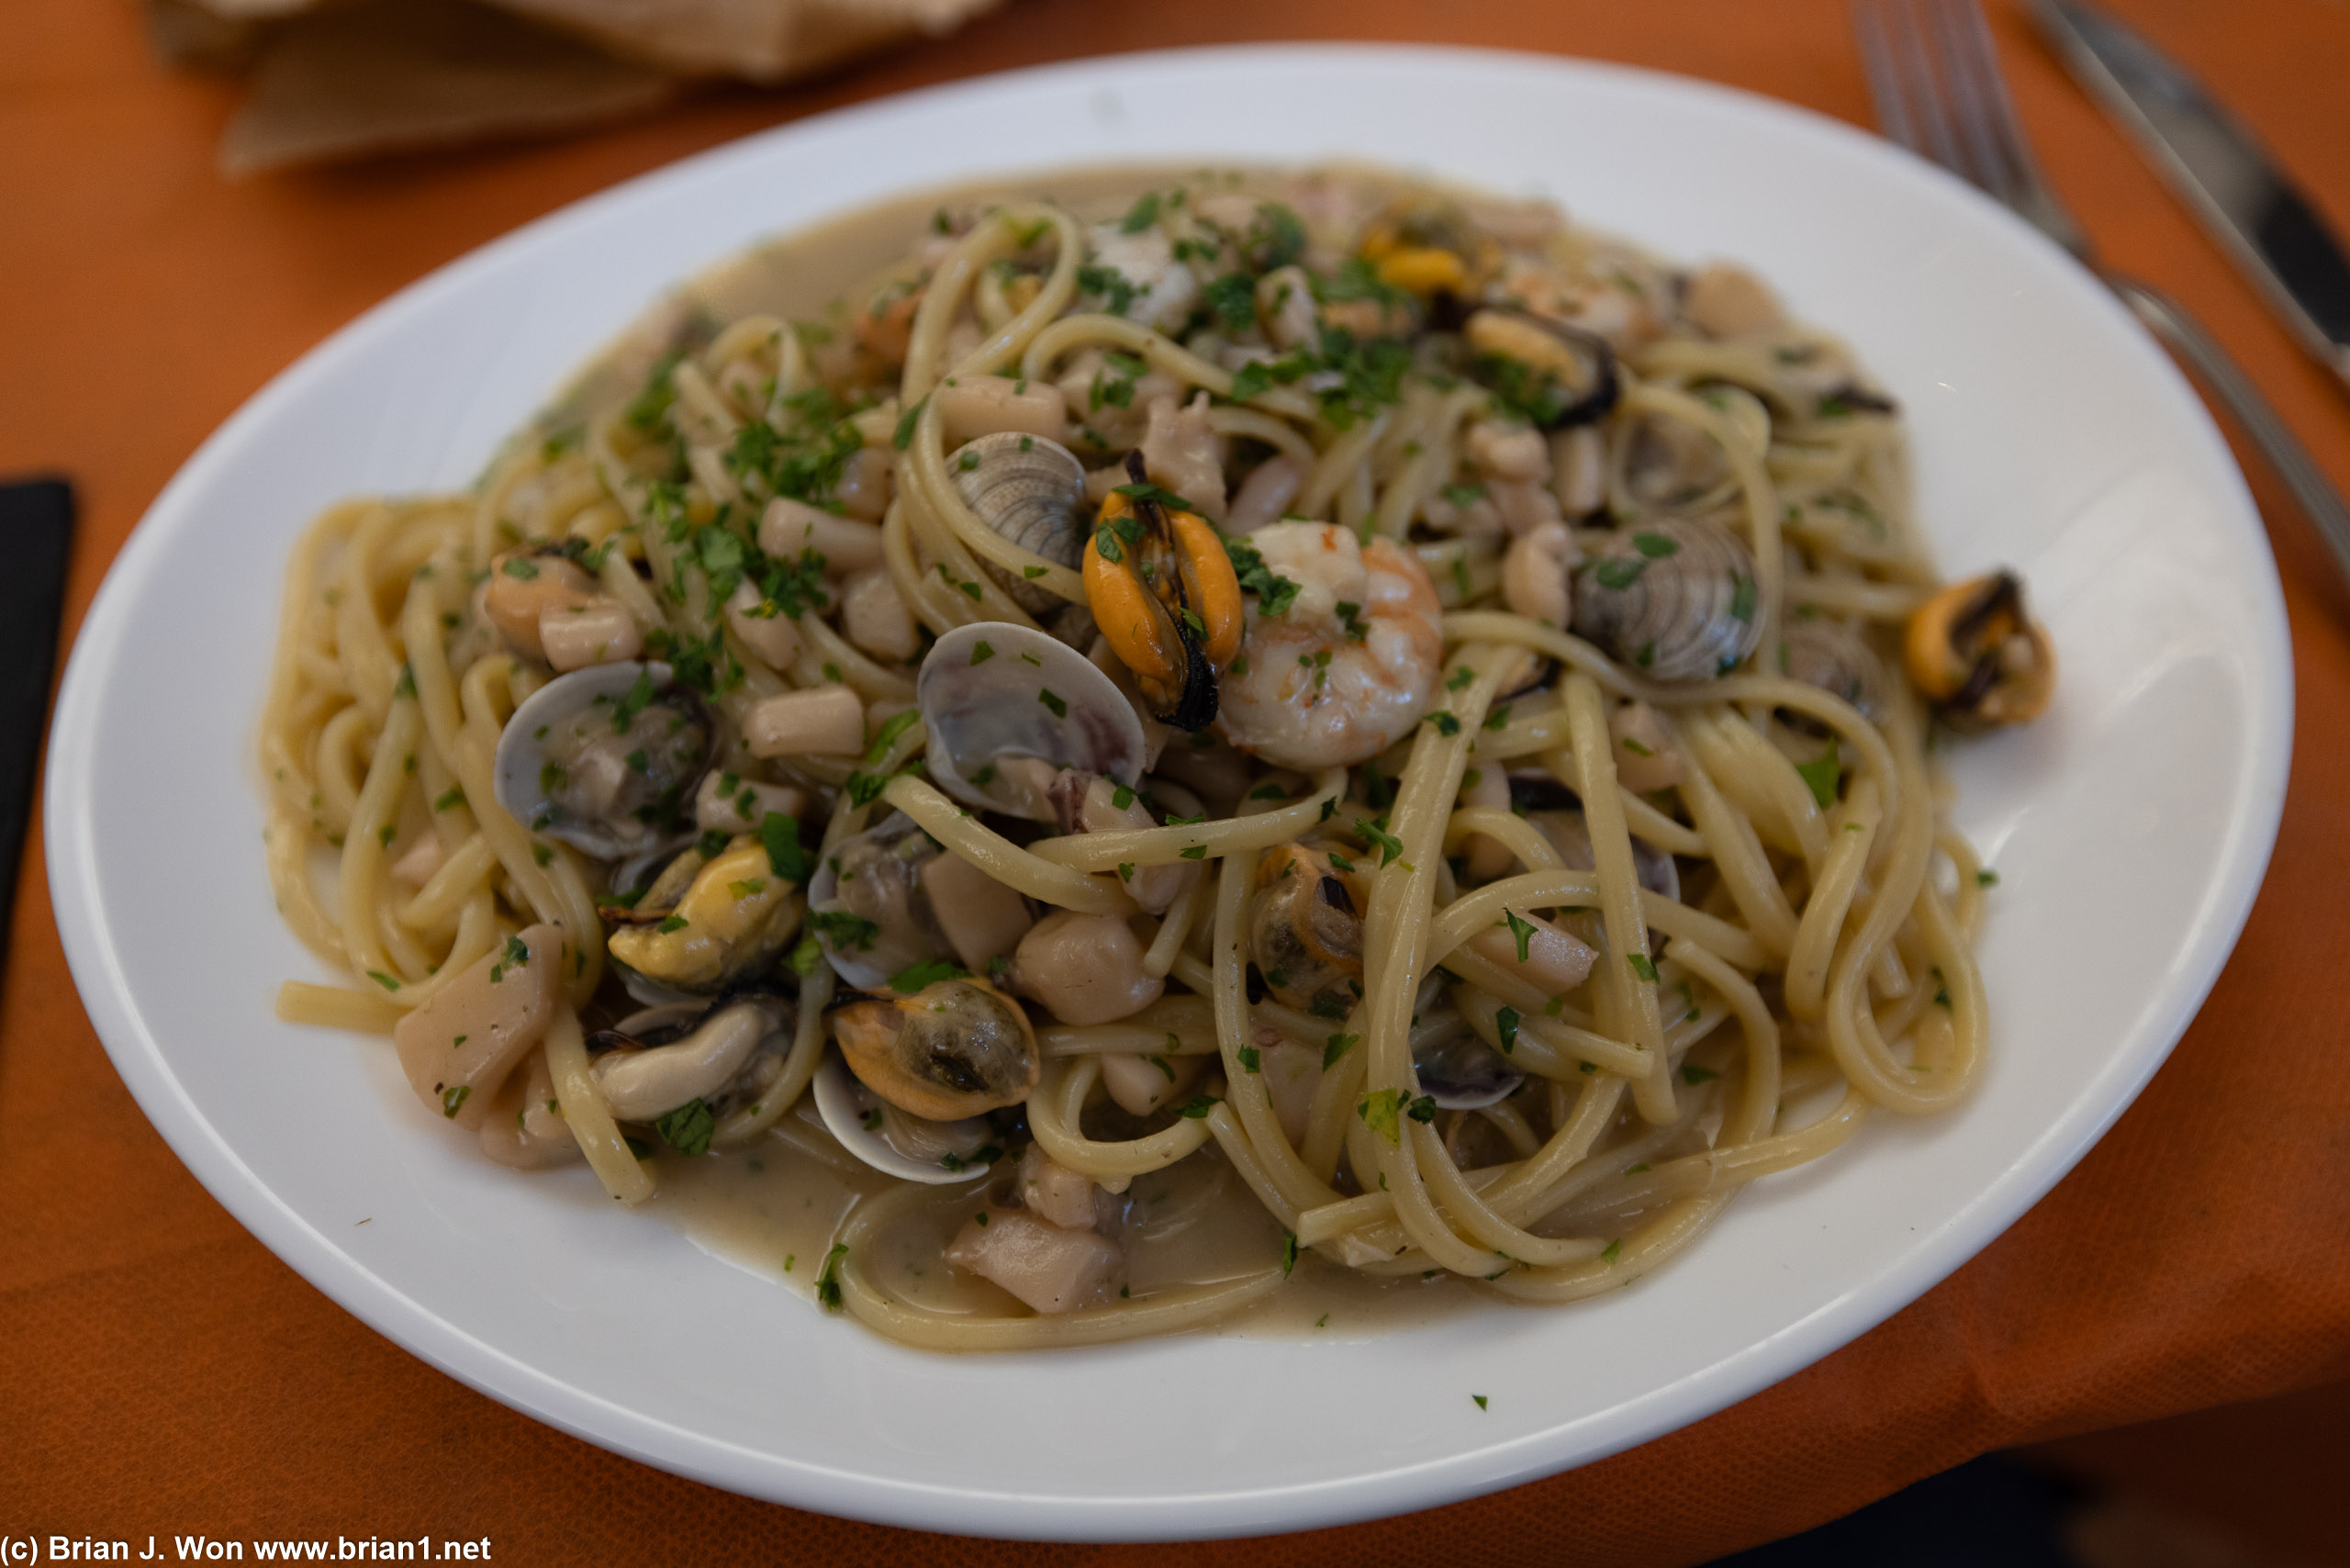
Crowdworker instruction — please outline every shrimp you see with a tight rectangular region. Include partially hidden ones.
[1214,521,1443,770]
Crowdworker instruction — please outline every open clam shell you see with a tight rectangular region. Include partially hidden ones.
[1572,517,1764,683]
[811,1052,998,1183]
[949,431,1087,616]
[1525,805,1681,903]
[492,660,711,858]
[804,811,951,993]
[916,622,1146,818]
[1412,1011,1523,1111]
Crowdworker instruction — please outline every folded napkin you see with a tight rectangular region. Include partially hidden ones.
[148,0,1003,174]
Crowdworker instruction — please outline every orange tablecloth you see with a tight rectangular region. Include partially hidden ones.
[7,1,2350,1560]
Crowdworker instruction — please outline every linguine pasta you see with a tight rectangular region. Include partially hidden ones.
[262,165,2044,1349]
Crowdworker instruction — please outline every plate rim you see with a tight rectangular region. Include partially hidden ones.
[44,40,2293,1540]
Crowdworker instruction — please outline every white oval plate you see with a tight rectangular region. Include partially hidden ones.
[47,44,2289,1541]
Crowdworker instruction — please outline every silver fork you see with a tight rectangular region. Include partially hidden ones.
[1853,0,2350,585]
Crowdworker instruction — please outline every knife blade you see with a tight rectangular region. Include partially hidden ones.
[0,476,74,982]
[2033,0,2350,392]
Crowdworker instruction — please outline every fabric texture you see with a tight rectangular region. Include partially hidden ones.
[5,0,2349,1559]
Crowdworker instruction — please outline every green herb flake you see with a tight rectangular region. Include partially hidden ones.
[1504,909,1536,963]
[1119,190,1161,233]
[891,397,927,450]
[1795,749,1841,810]
[815,1243,850,1310]
[1729,573,1758,624]
[1176,1095,1217,1119]
[1682,1065,1720,1085]
[810,909,881,951]
[1494,1005,1520,1055]
[1038,688,1068,719]
[1280,1231,1300,1276]
[1357,1088,1404,1145]
[1323,1032,1360,1069]
[761,812,809,883]
[1472,1394,1489,1411]
[1600,1239,1623,1265]
[1221,535,1304,618]
[1628,953,1659,983]
[890,959,969,992]
[655,1097,714,1157]
[1356,818,1407,868]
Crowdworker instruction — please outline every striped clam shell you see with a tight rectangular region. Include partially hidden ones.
[949,431,1085,615]
[1778,616,1888,722]
[1571,517,1763,682]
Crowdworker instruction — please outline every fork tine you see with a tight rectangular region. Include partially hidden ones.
[1924,0,2016,199]
[1886,0,1971,184]
[1852,1,1922,155]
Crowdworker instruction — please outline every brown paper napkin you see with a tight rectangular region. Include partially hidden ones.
[149,0,1004,174]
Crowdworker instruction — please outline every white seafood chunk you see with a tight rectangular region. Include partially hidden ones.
[1099,1048,1202,1117]
[391,923,565,1131]
[1014,1144,1098,1230]
[743,686,865,757]
[919,851,1035,972]
[539,597,642,672]
[1013,911,1163,1026]
[946,1209,1125,1314]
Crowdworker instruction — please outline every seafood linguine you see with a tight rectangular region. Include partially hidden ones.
[262,165,2053,1349]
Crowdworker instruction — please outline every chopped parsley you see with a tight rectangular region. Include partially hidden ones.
[1355,818,1407,868]
[1594,556,1647,591]
[1504,909,1536,963]
[761,812,808,884]
[1076,264,1139,316]
[1204,271,1258,331]
[864,708,923,764]
[890,959,969,992]
[1357,1088,1404,1145]
[1323,1033,1360,1069]
[655,1098,714,1157]
[1118,190,1161,233]
[1222,534,1303,617]
[1494,1005,1520,1055]
[814,1243,849,1310]
[1795,749,1841,810]
[810,909,881,951]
